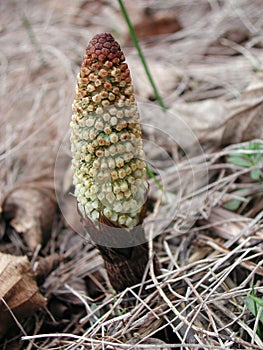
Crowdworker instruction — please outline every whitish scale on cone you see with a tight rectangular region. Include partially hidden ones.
[70,33,147,229]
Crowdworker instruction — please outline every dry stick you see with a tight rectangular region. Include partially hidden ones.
[70,32,160,294]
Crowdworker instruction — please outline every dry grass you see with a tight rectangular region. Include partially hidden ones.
[1,0,263,349]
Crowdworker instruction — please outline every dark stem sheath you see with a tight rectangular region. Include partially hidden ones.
[97,243,160,293]
[84,215,160,293]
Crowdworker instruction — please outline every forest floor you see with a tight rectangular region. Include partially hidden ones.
[1,1,263,349]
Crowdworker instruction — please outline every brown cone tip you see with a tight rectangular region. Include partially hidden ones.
[86,32,125,64]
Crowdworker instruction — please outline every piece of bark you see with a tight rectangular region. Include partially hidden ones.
[2,179,57,250]
[0,252,46,338]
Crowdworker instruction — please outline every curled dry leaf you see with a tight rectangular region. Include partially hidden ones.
[130,9,181,41]
[0,252,46,338]
[205,27,250,56]
[176,72,263,148]
[221,72,263,145]
[2,179,57,250]
[34,253,63,284]
[221,99,263,145]
[201,206,263,242]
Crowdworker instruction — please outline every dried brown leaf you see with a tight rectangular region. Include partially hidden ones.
[131,10,181,40]
[34,253,63,284]
[221,100,263,145]
[205,27,250,56]
[2,179,57,250]
[189,73,263,146]
[221,73,263,145]
[168,99,225,145]
[201,206,263,242]
[0,252,46,338]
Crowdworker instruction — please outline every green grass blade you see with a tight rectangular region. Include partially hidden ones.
[21,13,45,65]
[146,164,163,192]
[117,0,166,111]
[248,293,263,308]
[245,284,262,336]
